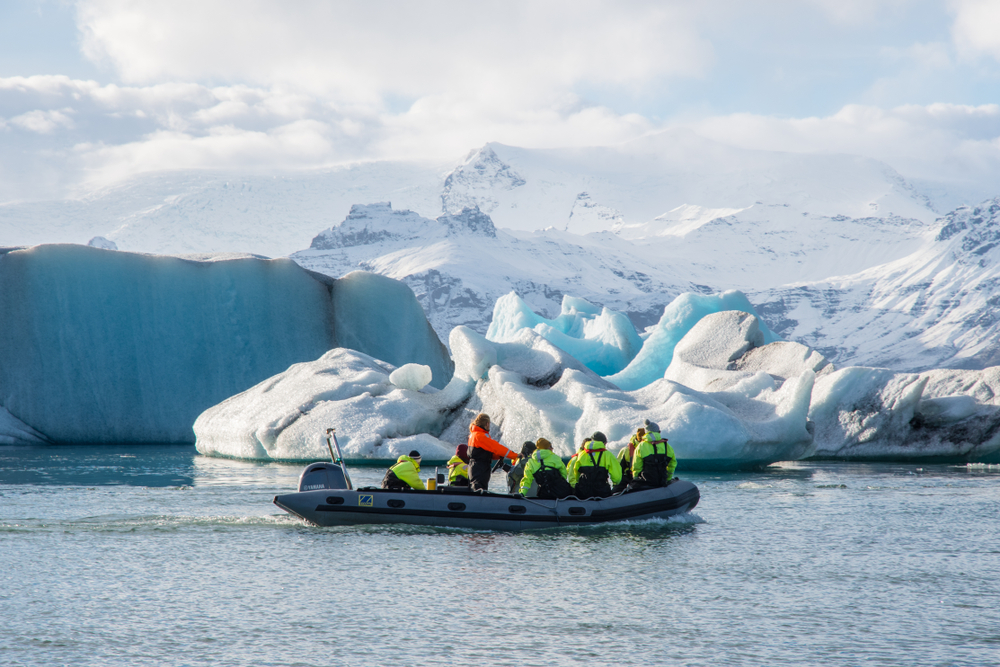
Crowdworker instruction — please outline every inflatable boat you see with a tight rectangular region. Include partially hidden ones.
[273,461,700,530]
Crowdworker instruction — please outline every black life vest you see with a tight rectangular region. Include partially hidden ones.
[381,468,408,490]
[634,439,671,488]
[575,450,611,499]
[533,453,573,500]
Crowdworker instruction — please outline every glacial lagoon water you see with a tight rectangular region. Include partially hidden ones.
[1,446,998,667]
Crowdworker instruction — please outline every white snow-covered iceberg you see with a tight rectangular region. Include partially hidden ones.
[194,349,473,461]
[0,245,453,444]
[652,308,1000,463]
[810,366,1000,461]
[195,321,815,468]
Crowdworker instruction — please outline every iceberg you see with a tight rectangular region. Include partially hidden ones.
[608,291,781,390]
[486,293,643,376]
[196,322,815,468]
[810,366,1000,461]
[482,288,781,391]
[194,349,471,461]
[651,308,1000,463]
[0,245,453,444]
[0,406,49,446]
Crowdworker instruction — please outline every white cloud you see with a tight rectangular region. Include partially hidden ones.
[76,0,713,105]
[805,0,912,25]
[950,0,1000,61]
[8,108,75,133]
[0,73,663,196]
[690,102,1000,196]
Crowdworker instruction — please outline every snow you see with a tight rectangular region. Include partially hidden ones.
[753,198,1000,372]
[0,245,452,444]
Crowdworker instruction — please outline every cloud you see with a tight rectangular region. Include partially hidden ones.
[76,0,714,104]
[690,102,1000,205]
[950,0,1000,61]
[8,108,75,133]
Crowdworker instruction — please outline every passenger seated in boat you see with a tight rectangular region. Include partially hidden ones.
[506,441,537,494]
[569,432,622,499]
[381,450,426,490]
[613,427,644,493]
[629,420,676,490]
[519,438,573,499]
[447,445,470,487]
[565,437,589,482]
[467,413,518,492]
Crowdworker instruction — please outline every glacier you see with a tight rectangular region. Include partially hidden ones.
[0,245,452,445]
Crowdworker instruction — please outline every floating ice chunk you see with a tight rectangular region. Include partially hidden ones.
[470,322,814,467]
[918,396,978,425]
[381,433,454,461]
[451,326,498,381]
[607,290,780,390]
[809,366,1000,460]
[389,364,433,392]
[194,349,474,461]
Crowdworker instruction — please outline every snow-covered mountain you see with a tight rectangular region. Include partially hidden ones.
[1,130,938,256]
[292,203,697,337]
[441,132,937,233]
[752,198,1000,371]
[0,162,450,257]
[293,195,1000,374]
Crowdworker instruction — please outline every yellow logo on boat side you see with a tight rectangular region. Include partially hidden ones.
[359,494,373,507]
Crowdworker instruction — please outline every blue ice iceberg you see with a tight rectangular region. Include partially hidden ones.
[487,293,643,376]
[0,245,453,444]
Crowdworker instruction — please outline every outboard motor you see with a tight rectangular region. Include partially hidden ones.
[297,462,351,492]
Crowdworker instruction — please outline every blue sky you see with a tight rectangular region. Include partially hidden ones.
[1,0,999,202]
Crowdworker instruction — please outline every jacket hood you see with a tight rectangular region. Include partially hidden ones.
[397,454,420,468]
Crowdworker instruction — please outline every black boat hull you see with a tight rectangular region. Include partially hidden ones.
[274,480,699,530]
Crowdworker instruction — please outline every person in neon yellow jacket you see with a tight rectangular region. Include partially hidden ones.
[631,420,676,488]
[569,432,622,498]
[519,438,572,499]
[447,447,470,487]
[381,451,426,490]
[614,426,644,492]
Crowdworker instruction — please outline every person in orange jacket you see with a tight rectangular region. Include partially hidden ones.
[467,413,518,492]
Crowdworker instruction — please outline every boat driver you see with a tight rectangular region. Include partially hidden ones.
[467,413,518,492]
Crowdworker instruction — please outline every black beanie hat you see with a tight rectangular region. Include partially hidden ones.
[408,450,421,460]
[591,431,607,443]
[520,441,537,457]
